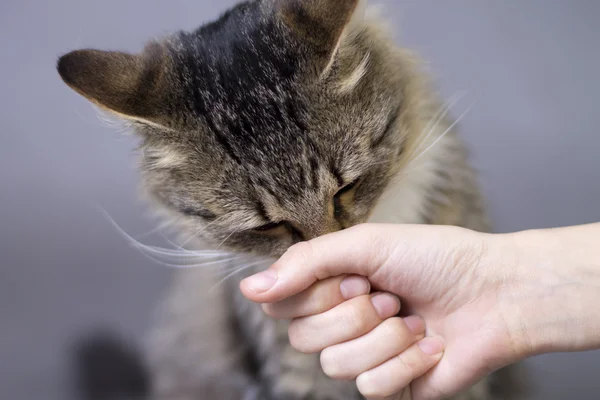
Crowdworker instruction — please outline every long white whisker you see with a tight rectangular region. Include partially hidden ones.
[213,257,259,276]
[135,240,234,265]
[410,91,466,160]
[159,233,193,252]
[143,245,230,258]
[213,263,247,278]
[136,217,181,239]
[177,214,229,249]
[411,101,476,164]
[215,229,239,251]
[96,206,235,267]
[209,260,268,294]
[130,241,238,267]
[147,256,244,270]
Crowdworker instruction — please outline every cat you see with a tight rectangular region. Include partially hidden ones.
[58,0,522,399]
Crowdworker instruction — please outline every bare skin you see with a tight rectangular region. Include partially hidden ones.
[240,223,600,399]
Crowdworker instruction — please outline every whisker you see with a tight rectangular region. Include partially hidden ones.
[176,214,229,249]
[209,259,268,294]
[130,254,243,270]
[213,261,248,277]
[127,238,240,268]
[154,256,244,270]
[143,244,230,259]
[213,257,260,276]
[367,92,469,172]
[410,100,476,164]
[159,233,192,252]
[215,228,240,251]
[409,91,467,160]
[136,216,181,239]
[96,206,236,267]
[96,110,129,134]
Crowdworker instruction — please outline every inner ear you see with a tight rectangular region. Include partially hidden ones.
[278,0,360,74]
[57,42,169,125]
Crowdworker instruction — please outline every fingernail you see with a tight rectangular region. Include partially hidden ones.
[370,293,401,319]
[418,336,445,356]
[404,316,426,335]
[243,270,278,293]
[340,276,370,300]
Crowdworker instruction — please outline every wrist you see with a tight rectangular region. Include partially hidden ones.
[495,225,600,360]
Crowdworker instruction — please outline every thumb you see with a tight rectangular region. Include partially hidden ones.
[240,224,403,303]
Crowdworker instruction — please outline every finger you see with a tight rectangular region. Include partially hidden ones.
[289,293,401,353]
[240,224,402,303]
[321,316,426,380]
[356,337,445,399]
[374,390,411,400]
[263,275,371,319]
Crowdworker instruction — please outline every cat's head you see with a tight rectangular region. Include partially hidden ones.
[57,0,421,257]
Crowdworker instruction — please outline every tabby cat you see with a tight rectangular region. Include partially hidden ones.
[58,0,517,399]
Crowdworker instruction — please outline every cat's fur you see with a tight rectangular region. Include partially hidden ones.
[58,1,519,399]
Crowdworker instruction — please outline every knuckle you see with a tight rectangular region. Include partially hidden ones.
[285,241,313,264]
[384,316,406,332]
[307,295,325,315]
[287,320,310,353]
[396,353,419,382]
[284,241,323,279]
[342,298,372,335]
[306,280,331,312]
[380,317,408,340]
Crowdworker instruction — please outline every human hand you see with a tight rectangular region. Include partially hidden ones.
[261,273,445,399]
[241,224,527,399]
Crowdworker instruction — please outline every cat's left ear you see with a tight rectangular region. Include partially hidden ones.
[57,42,170,127]
[277,0,364,74]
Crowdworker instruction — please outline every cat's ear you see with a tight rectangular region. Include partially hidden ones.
[57,42,169,126]
[278,0,362,74]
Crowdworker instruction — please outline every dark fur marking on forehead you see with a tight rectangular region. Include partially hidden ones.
[331,165,345,188]
[284,94,309,133]
[168,3,328,195]
[254,199,270,221]
[208,115,244,165]
[255,176,281,199]
[309,155,320,189]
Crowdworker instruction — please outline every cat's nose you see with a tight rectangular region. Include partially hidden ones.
[298,218,342,240]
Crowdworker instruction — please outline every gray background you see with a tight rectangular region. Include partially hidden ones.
[1,1,598,399]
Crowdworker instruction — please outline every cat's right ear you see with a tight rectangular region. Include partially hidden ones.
[57,42,169,127]
[277,0,361,74]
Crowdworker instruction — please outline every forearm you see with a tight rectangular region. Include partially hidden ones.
[496,223,600,359]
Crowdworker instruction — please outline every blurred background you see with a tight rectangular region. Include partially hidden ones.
[1,1,599,399]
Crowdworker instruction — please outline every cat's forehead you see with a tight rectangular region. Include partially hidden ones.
[140,0,387,202]
[159,4,351,190]
[170,1,299,91]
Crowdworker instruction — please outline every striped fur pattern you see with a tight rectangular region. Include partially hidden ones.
[57,1,519,399]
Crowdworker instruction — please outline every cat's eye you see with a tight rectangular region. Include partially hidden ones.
[336,179,359,197]
[253,222,285,232]
[333,179,359,219]
[181,207,217,220]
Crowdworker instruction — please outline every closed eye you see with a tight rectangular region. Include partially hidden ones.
[180,207,217,221]
[252,221,305,242]
[336,179,359,197]
[253,222,285,232]
[333,179,360,219]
